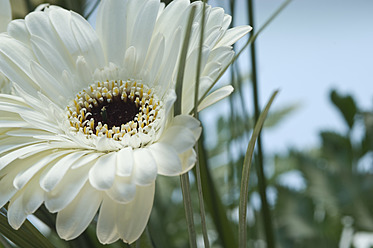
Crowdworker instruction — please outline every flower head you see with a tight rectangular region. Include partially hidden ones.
[0,0,251,244]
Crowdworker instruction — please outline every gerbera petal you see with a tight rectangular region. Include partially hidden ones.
[8,173,44,229]
[40,151,86,192]
[7,20,29,44]
[30,34,74,83]
[97,195,120,244]
[159,126,198,154]
[0,34,38,93]
[89,153,116,190]
[179,148,197,174]
[96,0,128,65]
[116,147,133,177]
[48,8,80,59]
[133,148,157,186]
[129,0,160,70]
[106,176,136,204]
[13,150,71,190]
[70,11,105,69]
[205,7,225,32]
[0,173,17,208]
[172,114,201,140]
[116,182,155,243]
[56,182,102,240]
[198,85,234,111]
[215,25,252,47]
[0,143,52,171]
[149,142,182,176]
[45,163,91,213]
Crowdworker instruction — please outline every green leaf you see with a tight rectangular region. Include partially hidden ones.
[239,90,278,248]
[0,209,54,248]
[330,89,357,129]
[198,136,238,248]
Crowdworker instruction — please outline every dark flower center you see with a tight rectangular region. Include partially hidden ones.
[90,98,140,130]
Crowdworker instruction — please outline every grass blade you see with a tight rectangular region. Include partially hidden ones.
[0,208,54,248]
[198,137,238,248]
[174,6,198,248]
[193,1,210,248]
[239,90,279,248]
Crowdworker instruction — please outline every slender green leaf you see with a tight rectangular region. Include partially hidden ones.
[174,6,196,116]
[239,90,279,248]
[174,6,198,248]
[0,209,54,248]
[198,136,238,248]
[193,1,210,248]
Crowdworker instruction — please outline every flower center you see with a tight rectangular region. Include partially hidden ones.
[67,80,161,141]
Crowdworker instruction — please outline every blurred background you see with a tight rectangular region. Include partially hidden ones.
[4,0,373,247]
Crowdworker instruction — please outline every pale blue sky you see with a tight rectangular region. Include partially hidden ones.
[204,0,373,153]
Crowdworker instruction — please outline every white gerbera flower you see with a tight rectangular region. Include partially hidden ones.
[0,0,11,94]
[0,0,251,244]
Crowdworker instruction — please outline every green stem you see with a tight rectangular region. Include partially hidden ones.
[180,173,197,248]
[174,6,198,248]
[247,1,284,247]
[194,1,210,247]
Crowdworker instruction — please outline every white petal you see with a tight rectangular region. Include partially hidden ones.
[71,152,101,169]
[30,61,70,100]
[7,195,26,229]
[89,153,116,190]
[45,163,90,213]
[96,0,128,65]
[30,34,74,82]
[116,147,133,177]
[129,0,160,70]
[40,151,86,192]
[172,115,201,140]
[48,8,80,59]
[0,143,52,171]
[215,25,252,47]
[116,182,155,243]
[198,85,234,111]
[149,142,182,176]
[8,173,44,229]
[0,34,39,94]
[106,176,136,204]
[56,183,102,240]
[0,173,17,208]
[97,195,120,244]
[206,7,225,33]
[179,148,197,174]
[13,150,71,190]
[70,11,105,69]
[7,20,29,44]
[0,0,11,32]
[133,148,157,186]
[159,126,197,154]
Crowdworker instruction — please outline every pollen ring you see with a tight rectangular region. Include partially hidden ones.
[67,79,161,141]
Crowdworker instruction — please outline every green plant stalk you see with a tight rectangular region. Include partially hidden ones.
[239,91,278,248]
[174,6,197,248]
[194,1,210,248]
[247,0,279,247]
[197,137,238,248]
[0,210,54,248]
